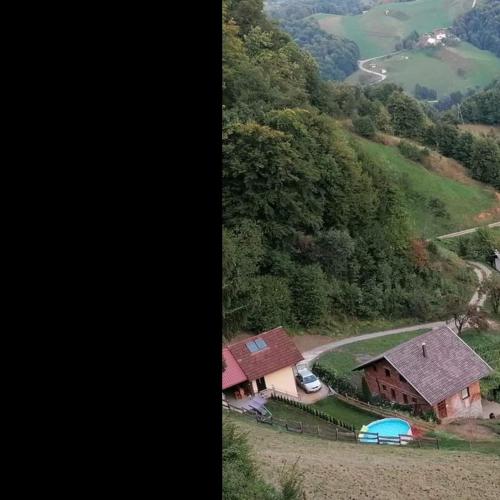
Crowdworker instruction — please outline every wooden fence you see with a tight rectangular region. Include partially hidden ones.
[335,393,436,431]
[223,400,439,449]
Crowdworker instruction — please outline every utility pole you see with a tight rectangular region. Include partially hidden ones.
[457,103,464,124]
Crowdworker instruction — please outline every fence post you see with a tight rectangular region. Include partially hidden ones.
[335,428,338,441]
[354,430,358,443]
[377,433,380,445]
[417,439,421,448]
[436,439,439,450]
[286,422,288,431]
[300,421,303,433]
[317,425,320,436]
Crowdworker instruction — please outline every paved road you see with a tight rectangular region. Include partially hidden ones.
[302,261,491,367]
[357,51,402,84]
[436,221,500,240]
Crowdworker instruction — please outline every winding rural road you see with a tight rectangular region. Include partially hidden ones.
[358,51,402,84]
[303,260,493,367]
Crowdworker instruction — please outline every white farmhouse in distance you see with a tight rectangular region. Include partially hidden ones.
[427,37,437,45]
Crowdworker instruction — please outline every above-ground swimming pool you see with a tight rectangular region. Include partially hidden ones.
[358,418,412,445]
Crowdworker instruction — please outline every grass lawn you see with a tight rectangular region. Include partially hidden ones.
[312,397,379,430]
[352,136,499,238]
[373,43,500,98]
[316,330,429,375]
[266,398,377,431]
[427,430,500,456]
[317,0,473,59]
[265,400,339,431]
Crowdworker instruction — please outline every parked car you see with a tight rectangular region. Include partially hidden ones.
[295,366,322,393]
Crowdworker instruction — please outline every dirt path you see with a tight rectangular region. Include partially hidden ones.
[436,221,500,240]
[358,51,401,84]
[301,261,490,365]
[236,418,500,500]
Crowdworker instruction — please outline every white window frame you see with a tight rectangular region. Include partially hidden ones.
[461,387,470,400]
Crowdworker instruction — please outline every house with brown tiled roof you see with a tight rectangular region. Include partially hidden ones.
[353,326,493,421]
[222,327,304,400]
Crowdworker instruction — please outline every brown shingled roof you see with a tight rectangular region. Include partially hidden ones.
[353,326,493,405]
[227,327,304,380]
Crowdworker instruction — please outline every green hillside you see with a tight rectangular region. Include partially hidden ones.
[346,42,500,97]
[351,136,499,238]
[316,0,476,58]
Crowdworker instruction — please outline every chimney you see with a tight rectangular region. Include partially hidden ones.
[422,342,427,358]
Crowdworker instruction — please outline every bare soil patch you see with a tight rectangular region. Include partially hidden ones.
[458,124,500,140]
[235,418,500,500]
[441,418,499,441]
[292,334,334,353]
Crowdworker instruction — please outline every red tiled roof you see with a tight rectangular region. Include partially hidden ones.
[353,326,493,405]
[227,327,304,381]
[222,348,248,390]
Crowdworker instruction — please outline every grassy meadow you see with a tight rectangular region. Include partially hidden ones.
[315,0,475,59]
[366,43,500,97]
[352,136,500,238]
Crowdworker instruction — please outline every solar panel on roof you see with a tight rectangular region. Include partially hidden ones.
[255,339,267,349]
[246,341,259,353]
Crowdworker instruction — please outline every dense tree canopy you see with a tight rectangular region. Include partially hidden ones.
[222,0,492,337]
[453,0,500,57]
[280,18,360,80]
[460,80,500,125]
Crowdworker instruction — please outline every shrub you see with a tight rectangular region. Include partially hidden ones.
[428,198,450,218]
[398,140,428,163]
[353,115,376,138]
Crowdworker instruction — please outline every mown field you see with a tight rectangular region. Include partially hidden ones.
[315,0,475,59]
[349,43,500,97]
[232,416,500,499]
[352,136,500,238]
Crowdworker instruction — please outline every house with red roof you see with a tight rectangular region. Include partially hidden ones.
[222,326,304,400]
[353,326,493,421]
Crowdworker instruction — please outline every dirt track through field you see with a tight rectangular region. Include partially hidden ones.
[236,418,500,500]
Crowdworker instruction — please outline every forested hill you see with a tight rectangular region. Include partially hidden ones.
[265,0,362,81]
[222,0,498,338]
[453,0,500,57]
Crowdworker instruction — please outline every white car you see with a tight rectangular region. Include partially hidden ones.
[295,366,322,393]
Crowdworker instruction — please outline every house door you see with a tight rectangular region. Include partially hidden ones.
[437,400,447,418]
[256,377,267,392]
